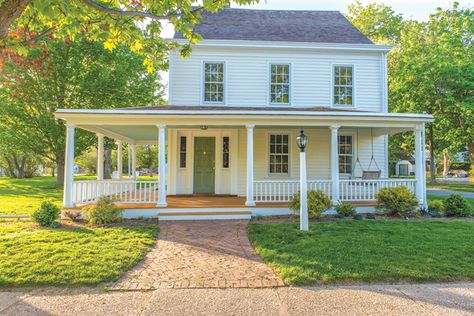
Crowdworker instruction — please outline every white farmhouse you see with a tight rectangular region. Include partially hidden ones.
[55,9,432,219]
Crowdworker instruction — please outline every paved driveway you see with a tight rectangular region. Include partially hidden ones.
[110,220,284,290]
[1,283,472,315]
[427,189,474,198]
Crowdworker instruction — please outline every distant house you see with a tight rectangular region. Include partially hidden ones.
[55,8,433,219]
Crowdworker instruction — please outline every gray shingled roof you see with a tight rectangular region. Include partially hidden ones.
[174,9,372,44]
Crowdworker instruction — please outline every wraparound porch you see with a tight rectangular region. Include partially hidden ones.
[55,107,432,217]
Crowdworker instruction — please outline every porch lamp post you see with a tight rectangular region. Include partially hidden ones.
[296,130,309,231]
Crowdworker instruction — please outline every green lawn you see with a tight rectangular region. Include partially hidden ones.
[0,176,158,215]
[427,182,474,193]
[249,221,474,285]
[0,222,159,286]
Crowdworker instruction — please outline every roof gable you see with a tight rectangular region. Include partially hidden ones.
[174,9,373,45]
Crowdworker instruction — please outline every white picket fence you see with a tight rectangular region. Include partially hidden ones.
[73,180,159,204]
[253,178,416,203]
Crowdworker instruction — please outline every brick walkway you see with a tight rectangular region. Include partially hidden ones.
[110,220,284,290]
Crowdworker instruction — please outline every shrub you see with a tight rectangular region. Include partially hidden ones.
[365,213,376,219]
[31,200,60,227]
[335,203,356,217]
[444,194,470,217]
[82,196,124,225]
[427,200,444,213]
[353,214,363,220]
[375,186,419,217]
[289,190,332,218]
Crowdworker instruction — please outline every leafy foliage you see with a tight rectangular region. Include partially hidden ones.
[427,200,445,213]
[31,199,60,227]
[375,186,419,217]
[82,196,124,225]
[335,203,357,217]
[444,194,471,217]
[289,190,332,218]
[0,37,162,186]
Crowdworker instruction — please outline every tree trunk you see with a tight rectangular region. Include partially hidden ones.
[104,148,112,179]
[51,167,55,177]
[0,0,31,37]
[56,156,65,187]
[428,124,436,183]
[442,150,450,177]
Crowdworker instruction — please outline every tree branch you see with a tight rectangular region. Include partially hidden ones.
[21,26,56,45]
[83,0,201,20]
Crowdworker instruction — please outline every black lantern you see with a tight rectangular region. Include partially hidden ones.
[296,129,308,152]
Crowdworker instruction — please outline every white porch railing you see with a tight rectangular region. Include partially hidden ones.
[73,180,159,204]
[339,178,416,201]
[253,178,416,203]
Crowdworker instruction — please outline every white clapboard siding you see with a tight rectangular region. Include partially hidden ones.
[170,47,383,112]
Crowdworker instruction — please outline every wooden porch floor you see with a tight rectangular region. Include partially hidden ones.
[72,195,376,210]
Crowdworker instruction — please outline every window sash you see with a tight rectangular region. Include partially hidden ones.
[269,134,289,174]
[179,136,186,168]
[270,64,290,104]
[203,62,224,103]
[222,136,229,168]
[333,65,354,106]
[338,135,353,175]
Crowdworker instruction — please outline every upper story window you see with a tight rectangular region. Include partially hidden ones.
[269,134,289,175]
[203,62,224,103]
[338,135,353,175]
[270,64,290,104]
[333,65,354,106]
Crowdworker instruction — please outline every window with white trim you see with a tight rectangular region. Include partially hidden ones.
[203,62,224,103]
[270,64,290,104]
[333,65,353,106]
[179,136,186,168]
[269,134,289,174]
[338,135,353,175]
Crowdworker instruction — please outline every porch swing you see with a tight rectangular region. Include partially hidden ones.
[352,128,382,179]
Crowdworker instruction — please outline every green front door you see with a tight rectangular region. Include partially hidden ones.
[193,137,215,194]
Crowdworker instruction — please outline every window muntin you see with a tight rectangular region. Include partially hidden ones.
[338,135,353,175]
[270,64,290,104]
[222,136,230,168]
[179,136,186,168]
[203,62,224,103]
[269,134,289,174]
[333,65,353,106]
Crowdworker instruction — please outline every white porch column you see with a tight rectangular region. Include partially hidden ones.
[299,149,309,231]
[414,124,424,204]
[157,124,167,207]
[245,124,256,206]
[96,133,104,180]
[421,124,427,208]
[116,140,123,180]
[63,123,75,208]
[131,144,137,180]
[330,125,340,204]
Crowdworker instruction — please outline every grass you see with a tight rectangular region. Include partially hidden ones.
[0,175,158,215]
[0,222,159,286]
[428,194,474,215]
[426,182,474,193]
[249,221,474,285]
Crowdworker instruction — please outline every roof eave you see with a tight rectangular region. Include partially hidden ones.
[168,38,392,52]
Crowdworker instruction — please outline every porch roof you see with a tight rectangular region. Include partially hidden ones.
[54,106,433,144]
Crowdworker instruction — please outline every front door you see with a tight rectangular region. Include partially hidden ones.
[193,137,215,194]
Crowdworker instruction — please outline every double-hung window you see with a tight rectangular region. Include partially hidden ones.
[338,135,353,176]
[333,65,354,106]
[203,62,224,103]
[269,134,289,175]
[270,64,290,104]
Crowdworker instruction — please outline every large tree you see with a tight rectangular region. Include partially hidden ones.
[0,37,162,186]
[347,2,473,181]
[0,0,258,70]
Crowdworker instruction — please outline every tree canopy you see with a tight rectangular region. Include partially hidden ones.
[0,36,163,185]
[0,0,258,71]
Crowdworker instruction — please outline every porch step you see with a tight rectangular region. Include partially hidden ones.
[157,209,252,221]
